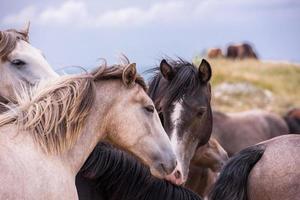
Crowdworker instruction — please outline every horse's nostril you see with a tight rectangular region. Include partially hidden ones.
[174,170,181,179]
[160,162,176,175]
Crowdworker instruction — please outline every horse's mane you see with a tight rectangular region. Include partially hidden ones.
[0,57,146,154]
[77,142,201,200]
[148,58,201,108]
[0,28,29,61]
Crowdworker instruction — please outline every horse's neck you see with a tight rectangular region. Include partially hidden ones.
[61,82,114,175]
[213,111,228,122]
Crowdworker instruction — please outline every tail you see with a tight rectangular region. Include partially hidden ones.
[208,145,266,200]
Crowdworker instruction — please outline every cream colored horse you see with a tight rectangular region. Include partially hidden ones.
[0,24,58,112]
[0,60,180,199]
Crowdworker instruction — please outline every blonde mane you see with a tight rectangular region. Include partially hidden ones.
[0,58,146,154]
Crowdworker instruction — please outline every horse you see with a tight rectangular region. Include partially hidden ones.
[283,108,300,134]
[75,58,213,199]
[186,138,228,197]
[0,24,58,112]
[206,48,223,59]
[76,138,227,200]
[77,142,202,200]
[0,59,180,199]
[209,134,300,200]
[191,138,228,172]
[148,58,213,183]
[226,43,258,59]
[212,110,289,156]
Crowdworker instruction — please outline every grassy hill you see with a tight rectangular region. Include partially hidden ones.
[193,58,300,114]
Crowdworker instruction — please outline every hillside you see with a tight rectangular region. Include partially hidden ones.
[193,58,300,114]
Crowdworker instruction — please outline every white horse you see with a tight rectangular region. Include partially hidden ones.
[0,24,58,111]
[0,59,181,199]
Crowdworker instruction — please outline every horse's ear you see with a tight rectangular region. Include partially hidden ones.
[122,63,137,87]
[21,21,30,40]
[198,59,212,83]
[24,22,30,34]
[160,59,174,81]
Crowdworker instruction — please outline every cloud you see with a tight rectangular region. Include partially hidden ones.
[2,0,300,28]
[1,1,199,28]
[93,1,190,27]
[39,1,88,24]
[2,1,88,26]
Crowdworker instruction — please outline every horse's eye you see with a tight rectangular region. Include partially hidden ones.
[197,111,204,117]
[144,105,155,113]
[197,108,207,117]
[11,59,26,68]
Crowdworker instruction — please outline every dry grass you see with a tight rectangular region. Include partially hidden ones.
[194,57,300,114]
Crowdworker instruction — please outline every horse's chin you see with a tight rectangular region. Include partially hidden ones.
[149,166,165,179]
[165,173,184,185]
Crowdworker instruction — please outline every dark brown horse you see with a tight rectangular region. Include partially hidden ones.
[283,108,300,134]
[209,134,300,200]
[226,43,258,59]
[186,138,228,197]
[212,110,289,156]
[148,58,213,183]
[76,142,202,200]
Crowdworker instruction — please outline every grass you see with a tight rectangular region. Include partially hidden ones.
[193,57,300,114]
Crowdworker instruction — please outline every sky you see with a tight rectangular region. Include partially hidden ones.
[1,0,300,72]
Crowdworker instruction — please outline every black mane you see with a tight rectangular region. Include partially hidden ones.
[76,142,201,200]
[148,58,201,108]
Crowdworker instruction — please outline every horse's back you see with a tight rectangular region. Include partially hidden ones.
[248,135,300,200]
[213,110,268,155]
[213,110,288,155]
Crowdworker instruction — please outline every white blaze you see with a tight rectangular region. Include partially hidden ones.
[170,100,184,170]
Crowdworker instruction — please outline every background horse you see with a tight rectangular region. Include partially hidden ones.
[283,108,300,134]
[191,138,228,172]
[226,43,258,59]
[0,24,58,112]
[209,134,300,200]
[212,110,289,156]
[0,60,179,199]
[206,48,223,59]
[77,142,202,200]
[148,58,213,183]
[186,138,228,197]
